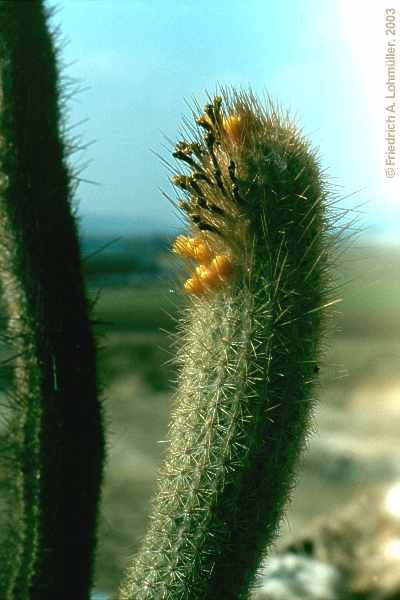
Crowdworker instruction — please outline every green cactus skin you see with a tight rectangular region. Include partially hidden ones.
[0,2,105,599]
[118,91,339,599]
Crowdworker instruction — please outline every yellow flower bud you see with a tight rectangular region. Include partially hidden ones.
[210,255,233,279]
[172,235,196,258]
[195,264,210,279]
[193,241,214,264]
[199,267,222,287]
[223,115,243,144]
[183,276,205,295]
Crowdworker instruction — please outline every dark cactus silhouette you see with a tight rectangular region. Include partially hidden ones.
[0,3,342,600]
[0,2,105,599]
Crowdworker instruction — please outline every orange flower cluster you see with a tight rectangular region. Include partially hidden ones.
[172,235,233,295]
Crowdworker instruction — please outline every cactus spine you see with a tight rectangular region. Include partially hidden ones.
[118,91,337,599]
[0,2,105,599]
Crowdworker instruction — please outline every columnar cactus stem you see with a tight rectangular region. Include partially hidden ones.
[0,2,105,599]
[118,90,339,599]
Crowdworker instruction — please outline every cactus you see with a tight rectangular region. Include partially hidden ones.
[0,2,105,599]
[0,3,341,600]
[117,93,338,599]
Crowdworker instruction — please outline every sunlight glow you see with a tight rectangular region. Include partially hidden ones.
[385,482,400,519]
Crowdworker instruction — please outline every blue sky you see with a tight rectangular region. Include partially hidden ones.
[51,0,399,241]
